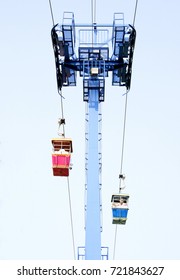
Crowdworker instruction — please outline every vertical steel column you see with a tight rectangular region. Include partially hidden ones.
[85,88,101,260]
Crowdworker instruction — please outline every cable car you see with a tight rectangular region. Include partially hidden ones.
[111,194,129,225]
[51,138,73,177]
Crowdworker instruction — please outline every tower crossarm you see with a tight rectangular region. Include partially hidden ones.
[51,12,136,94]
[111,21,136,89]
[51,12,77,91]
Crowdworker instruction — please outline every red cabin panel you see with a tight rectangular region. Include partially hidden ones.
[53,167,69,177]
[52,154,71,177]
[52,154,71,168]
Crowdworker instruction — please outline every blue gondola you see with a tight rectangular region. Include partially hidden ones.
[111,194,129,225]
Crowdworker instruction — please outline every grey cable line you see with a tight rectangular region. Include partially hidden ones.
[94,0,97,23]
[59,91,76,259]
[48,0,76,259]
[91,0,97,47]
[60,91,76,260]
[113,90,128,260]
[91,0,94,47]
[48,0,55,26]
[133,0,139,26]
[91,0,97,23]
[113,0,139,260]
[59,90,65,136]
[119,91,128,192]
[91,0,93,23]
[67,177,76,260]
[59,92,76,259]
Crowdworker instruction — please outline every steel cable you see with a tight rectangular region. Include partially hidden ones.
[48,0,55,26]
[48,1,76,260]
[113,0,139,260]
[133,0,139,27]
[67,177,76,260]
[113,90,128,260]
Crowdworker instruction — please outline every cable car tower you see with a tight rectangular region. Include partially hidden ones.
[51,7,136,260]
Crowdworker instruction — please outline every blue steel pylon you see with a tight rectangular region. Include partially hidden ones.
[51,11,136,260]
[85,88,101,259]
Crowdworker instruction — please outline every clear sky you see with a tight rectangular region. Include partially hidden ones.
[0,0,180,260]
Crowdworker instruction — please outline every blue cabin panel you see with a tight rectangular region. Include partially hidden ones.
[112,208,128,219]
[112,208,128,225]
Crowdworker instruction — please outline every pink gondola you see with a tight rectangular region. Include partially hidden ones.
[51,138,73,177]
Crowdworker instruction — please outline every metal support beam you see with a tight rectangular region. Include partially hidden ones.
[85,88,101,260]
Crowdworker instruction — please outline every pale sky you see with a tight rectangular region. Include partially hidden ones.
[0,0,180,260]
